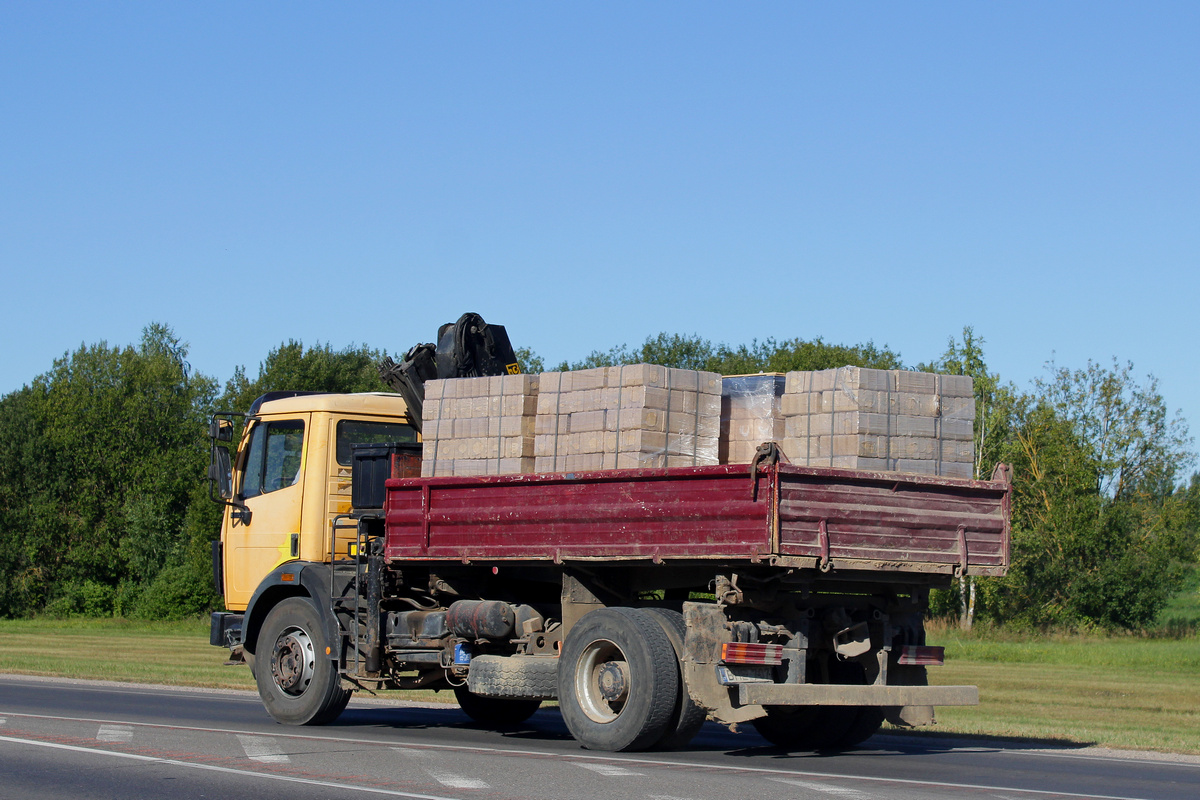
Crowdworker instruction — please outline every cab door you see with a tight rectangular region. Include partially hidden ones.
[223,414,309,610]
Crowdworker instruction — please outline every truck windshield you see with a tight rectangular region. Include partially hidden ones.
[242,420,305,499]
[336,420,418,466]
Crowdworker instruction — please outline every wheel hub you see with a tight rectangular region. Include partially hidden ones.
[596,661,629,702]
[271,628,315,695]
[575,638,633,724]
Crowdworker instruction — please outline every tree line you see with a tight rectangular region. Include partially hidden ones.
[0,323,1195,631]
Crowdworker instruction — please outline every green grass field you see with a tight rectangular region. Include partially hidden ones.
[1,616,1197,755]
[0,617,256,690]
[922,625,1200,754]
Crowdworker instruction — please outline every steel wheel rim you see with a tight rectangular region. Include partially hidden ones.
[575,638,630,724]
[271,625,316,696]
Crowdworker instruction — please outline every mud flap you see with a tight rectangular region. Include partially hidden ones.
[681,602,765,726]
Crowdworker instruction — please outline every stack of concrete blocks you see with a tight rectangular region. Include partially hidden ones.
[420,374,540,477]
[778,367,976,478]
[720,373,787,465]
[533,364,722,472]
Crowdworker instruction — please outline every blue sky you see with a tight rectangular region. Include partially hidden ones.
[2,2,1197,445]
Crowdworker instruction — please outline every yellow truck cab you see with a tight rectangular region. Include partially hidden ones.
[209,391,416,654]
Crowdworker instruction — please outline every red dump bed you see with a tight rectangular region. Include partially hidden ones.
[383,463,1009,576]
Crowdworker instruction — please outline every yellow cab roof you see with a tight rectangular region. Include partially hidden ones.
[256,392,413,419]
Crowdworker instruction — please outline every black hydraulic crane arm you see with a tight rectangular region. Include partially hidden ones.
[378,312,521,432]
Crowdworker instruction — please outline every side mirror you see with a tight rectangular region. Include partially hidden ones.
[209,445,233,500]
[209,417,234,442]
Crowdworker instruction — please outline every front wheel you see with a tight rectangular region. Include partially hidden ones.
[557,607,679,752]
[255,597,351,725]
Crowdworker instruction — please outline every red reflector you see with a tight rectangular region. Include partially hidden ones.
[898,645,945,666]
[721,642,784,666]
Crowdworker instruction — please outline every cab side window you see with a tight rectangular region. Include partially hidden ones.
[335,420,417,466]
[241,420,305,499]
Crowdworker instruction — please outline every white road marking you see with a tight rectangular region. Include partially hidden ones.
[574,761,644,777]
[392,746,435,758]
[0,734,464,799]
[0,710,1180,800]
[96,724,133,743]
[425,769,489,789]
[237,734,291,764]
[768,776,870,797]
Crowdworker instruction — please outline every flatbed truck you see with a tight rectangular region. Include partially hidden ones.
[209,389,1010,752]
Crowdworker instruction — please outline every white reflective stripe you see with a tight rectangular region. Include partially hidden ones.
[96,724,133,743]
[237,734,290,763]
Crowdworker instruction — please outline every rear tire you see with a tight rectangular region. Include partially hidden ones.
[825,659,884,748]
[256,597,351,725]
[640,608,706,750]
[833,707,886,748]
[751,659,871,750]
[557,607,679,752]
[453,686,542,727]
[750,705,827,750]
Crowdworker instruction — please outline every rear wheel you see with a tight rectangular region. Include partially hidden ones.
[557,607,679,752]
[824,660,884,748]
[453,686,542,728]
[750,659,874,750]
[640,608,706,750]
[256,597,351,725]
[833,707,886,748]
[750,705,827,750]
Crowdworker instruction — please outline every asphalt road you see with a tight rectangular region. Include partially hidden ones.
[1,674,1196,800]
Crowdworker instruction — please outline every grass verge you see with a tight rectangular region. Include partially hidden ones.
[2,616,1197,754]
[0,616,452,703]
[920,625,1200,755]
[0,617,256,690]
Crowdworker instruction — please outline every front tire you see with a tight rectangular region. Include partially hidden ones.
[256,597,351,725]
[557,607,679,752]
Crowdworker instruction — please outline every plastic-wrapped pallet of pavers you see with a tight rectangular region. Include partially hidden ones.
[779,366,975,478]
[719,374,786,464]
[534,364,721,472]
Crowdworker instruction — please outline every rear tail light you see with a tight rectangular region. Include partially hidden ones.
[898,645,945,666]
[721,642,784,666]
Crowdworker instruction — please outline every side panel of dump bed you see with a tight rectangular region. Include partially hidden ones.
[384,465,773,562]
[383,463,1011,574]
[775,465,1010,575]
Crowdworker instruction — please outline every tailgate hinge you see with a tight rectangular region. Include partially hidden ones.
[955,525,969,576]
[749,441,783,501]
